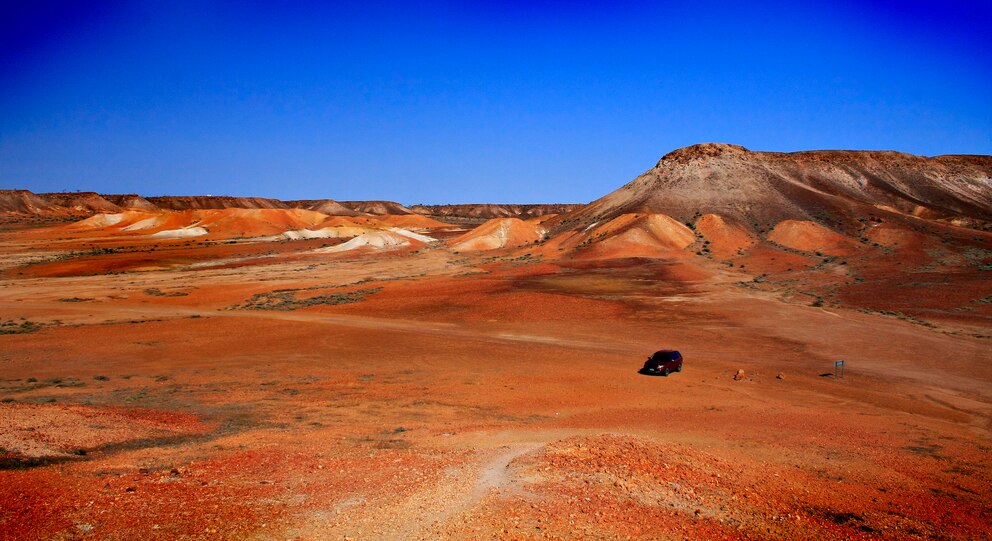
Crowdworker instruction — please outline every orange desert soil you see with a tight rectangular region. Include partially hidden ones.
[0,214,990,541]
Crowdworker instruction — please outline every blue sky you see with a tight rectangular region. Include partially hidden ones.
[1,1,989,204]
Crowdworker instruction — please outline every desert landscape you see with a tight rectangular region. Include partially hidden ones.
[0,144,990,539]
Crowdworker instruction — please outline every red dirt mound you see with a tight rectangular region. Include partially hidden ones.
[315,229,432,253]
[863,221,929,249]
[63,208,330,239]
[449,218,546,251]
[694,213,757,259]
[174,209,328,239]
[767,220,861,255]
[542,213,696,260]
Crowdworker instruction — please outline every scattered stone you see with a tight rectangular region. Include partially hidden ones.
[776,372,784,380]
[733,369,745,381]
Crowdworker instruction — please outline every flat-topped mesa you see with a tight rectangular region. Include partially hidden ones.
[0,189,56,213]
[546,143,992,235]
[37,192,121,213]
[146,195,289,210]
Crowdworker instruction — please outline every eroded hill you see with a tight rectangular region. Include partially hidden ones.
[547,143,992,235]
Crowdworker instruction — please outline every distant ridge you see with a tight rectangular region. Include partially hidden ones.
[411,203,582,223]
[0,190,575,221]
[339,200,415,215]
[0,189,55,213]
[104,194,159,211]
[286,199,365,216]
[37,192,121,213]
[146,195,288,210]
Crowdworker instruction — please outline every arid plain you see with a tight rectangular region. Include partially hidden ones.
[1,144,991,540]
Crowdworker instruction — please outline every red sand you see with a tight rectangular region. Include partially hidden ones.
[0,210,990,540]
[767,220,861,256]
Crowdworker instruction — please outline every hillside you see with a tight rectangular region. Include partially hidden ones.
[547,143,992,235]
[0,190,55,213]
[37,192,121,214]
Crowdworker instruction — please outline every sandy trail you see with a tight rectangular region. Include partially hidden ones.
[292,440,549,540]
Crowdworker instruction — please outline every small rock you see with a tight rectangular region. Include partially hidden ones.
[776,372,784,380]
[733,369,745,381]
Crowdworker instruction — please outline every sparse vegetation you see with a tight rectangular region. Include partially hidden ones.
[144,288,189,297]
[0,320,41,335]
[230,287,382,311]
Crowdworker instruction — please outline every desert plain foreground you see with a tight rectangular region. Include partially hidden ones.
[2,146,991,540]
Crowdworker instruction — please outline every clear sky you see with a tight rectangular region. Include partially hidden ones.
[1,1,990,204]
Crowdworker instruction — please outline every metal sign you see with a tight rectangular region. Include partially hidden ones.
[835,360,845,378]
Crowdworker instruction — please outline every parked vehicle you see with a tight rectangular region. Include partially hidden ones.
[640,350,683,376]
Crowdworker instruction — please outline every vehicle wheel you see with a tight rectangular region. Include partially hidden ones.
[675,364,682,372]
[662,367,670,376]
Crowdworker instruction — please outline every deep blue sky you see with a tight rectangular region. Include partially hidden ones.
[1,1,990,203]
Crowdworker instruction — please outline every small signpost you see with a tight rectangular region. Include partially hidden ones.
[834,360,845,379]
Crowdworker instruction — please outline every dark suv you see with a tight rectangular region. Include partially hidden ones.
[640,350,683,376]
